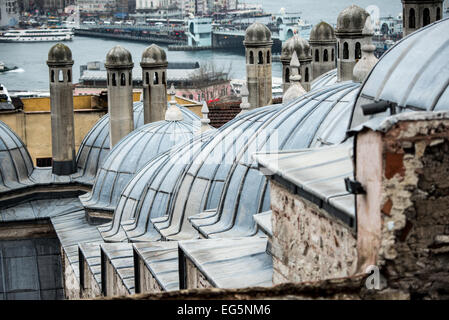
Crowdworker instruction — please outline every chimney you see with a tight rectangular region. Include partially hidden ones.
[46,43,76,175]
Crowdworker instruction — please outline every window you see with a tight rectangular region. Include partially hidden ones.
[145,72,149,85]
[423,8,431,26]
[437,7,441,20]
[409,8,416,28]
[153,72,159,85]
[121,73,126,86]
[331,48,335,61]
[107,73,109,86]
[51,70,55,83]
[267,51,270,64]
[129,72,132,86]
[258,51,263,65]
[305,68,309,82]
[67,69,71,83]
[337,42,340,59]
[323,49,329,62]
[249,51,254,64]
[285,67,290,83]
[58,70,64,82]
[112,73,117,86]
[355,42,361,60]
[36,157,52,167]
[315,49,319,62]
[343,42,349,60]
[162,72,166,85]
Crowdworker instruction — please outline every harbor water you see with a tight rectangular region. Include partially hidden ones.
[0,0,403,91]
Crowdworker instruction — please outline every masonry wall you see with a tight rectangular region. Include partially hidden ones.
[356,117,449,299]
[80,259,101,299]
[136,256,164,293]
[185,258,213,289]
[270,180,357,285]
[61,249,80,300]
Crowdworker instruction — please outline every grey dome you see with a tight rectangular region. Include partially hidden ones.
[244,23,272,45]
[76,101,199,185]
[336,5,370,34]
[141,44,168,68]
[47,43,73,66]
[310,21,336,43]
[281,35,311,62]
[311,69,338,90]
[105,45,133,68]
[351,17,449,129]
[79,117,201,213]
[0,120,34,193]
[103,81,360,242]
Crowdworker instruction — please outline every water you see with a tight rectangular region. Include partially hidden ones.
[0,0,403,91]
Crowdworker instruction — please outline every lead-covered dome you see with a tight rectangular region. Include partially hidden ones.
[281,35,312,62]
[0,120,34,193]
[102,81,361,243]
[310,21,336,43]
[351,17,449,129]
[244,22,272,45]
[105,45,133,68]
[79,114,202,214]
[141,44,168,68]
[336,5,370,34]
[75,101,199,185]
[47,43,73,66]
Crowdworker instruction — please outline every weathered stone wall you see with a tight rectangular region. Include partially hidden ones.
[185,258,213,289]
[136,256,163,293]
[80,259,102,299]
[356,116,449,299]
[104,259,130,297]
[270,181,357,284]
[61,249,80,300]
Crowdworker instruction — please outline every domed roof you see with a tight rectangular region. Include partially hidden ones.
[310,21,336,43]
[47,43,73,66]
[79,116,202,213]
[351,17,449,129]
[336,5,370,34]
[105,45,133,68]
[0,120,34,193]
[141,44,168,68]
[75,101,199,185]
[281,35,311,62]
[311,69,338,90]
[244,22,272,45]
[102,81,361,242]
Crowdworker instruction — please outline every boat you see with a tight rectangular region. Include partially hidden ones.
[0,61,18,73]
[0,28,73,42]
[0,84,15,110]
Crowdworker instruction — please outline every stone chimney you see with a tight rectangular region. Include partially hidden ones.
[402,0,444,37]
[352,18,378,83]
[283,51,307,104]
[141,44,168,124]
[47,43,76,175]
[244,22,273,109]
[281,35,312,92]
[105,45,134,147]
[309,21,337,79]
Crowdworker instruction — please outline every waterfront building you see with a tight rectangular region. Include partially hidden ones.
[0,0,19,27]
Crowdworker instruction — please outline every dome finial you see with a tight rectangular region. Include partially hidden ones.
[165,84,183,121]
[198,101,211,133]
[238,84,251,115]
[283,51,307,104]
[353,18,378,83]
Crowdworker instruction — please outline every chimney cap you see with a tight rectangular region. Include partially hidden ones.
[47,43,73,66]
[244,22,273,46]
[336,5,370,35]
[141,44,168,68]
[105,45,134,69]
[310,21,336,43]
[281,35,311,63]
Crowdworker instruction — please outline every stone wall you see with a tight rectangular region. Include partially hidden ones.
[356,116,449,299]
[270,180,357,284]
[185,258,213,289]
[135,255,163,294]
[61,249,80,300]
[80,259,102,299]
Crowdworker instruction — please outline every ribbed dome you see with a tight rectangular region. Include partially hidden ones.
[79,117,201,213]
[336,5,370,34]
[311,69,338,90]
[105,45,133,68]
[141,44,168,68]
[310,21,336,43]
[47,43,73,66]
[75,101,199,185]
[102,81,361,242]
[281,35,311,62]
[0,120,34,193]
[351,17,449,129]
[244,22,272,45]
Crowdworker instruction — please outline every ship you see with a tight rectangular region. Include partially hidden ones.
[0,61,18,73]
[0,28,74,43]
